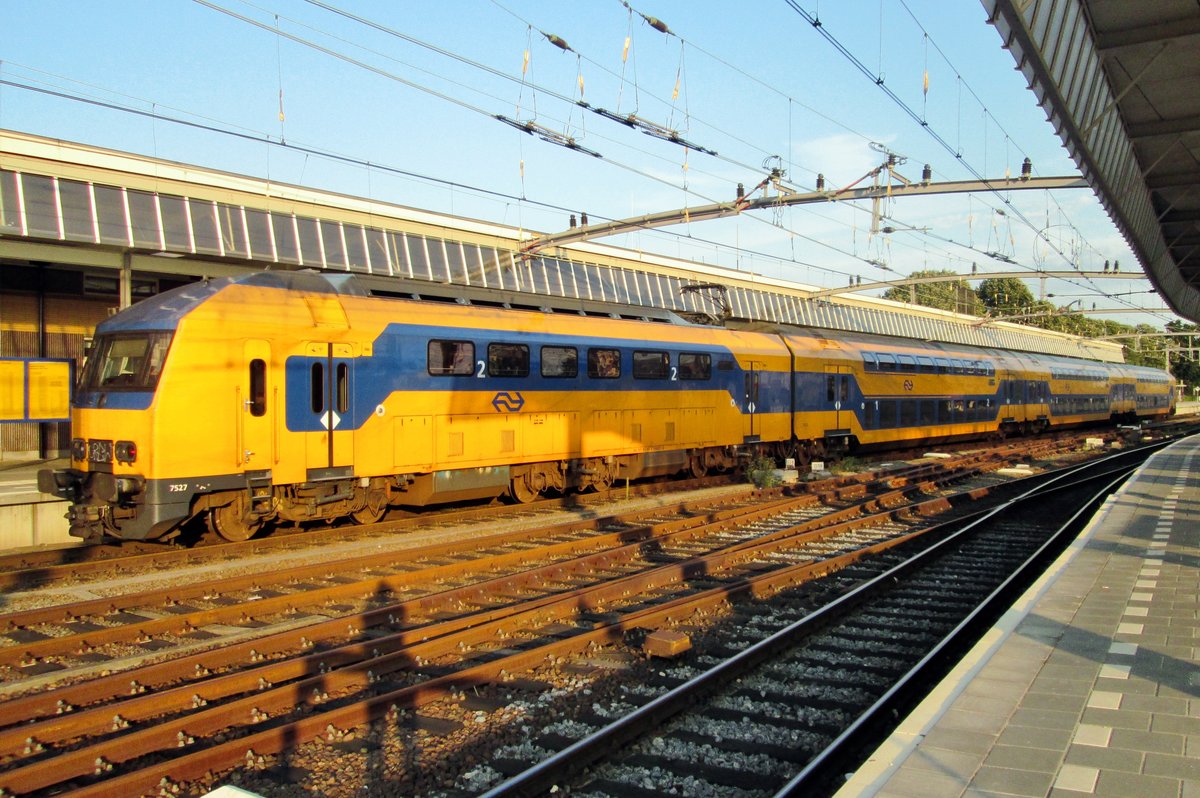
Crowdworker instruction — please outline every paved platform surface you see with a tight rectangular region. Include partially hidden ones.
[841,435,1200,798]
[0,458,66,507]
[0,459,72,549]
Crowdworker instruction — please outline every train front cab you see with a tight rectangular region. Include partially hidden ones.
[38,330,174,542]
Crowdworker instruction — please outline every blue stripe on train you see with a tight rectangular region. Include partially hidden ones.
[284,324,790,433]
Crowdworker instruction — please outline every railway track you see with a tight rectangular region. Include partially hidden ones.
[0,432,1150,796]
[0,430,1108,594]
[0,475,741,592]
[476,443,1163,798]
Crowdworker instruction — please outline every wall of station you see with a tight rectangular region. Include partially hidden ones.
[0,269,153,460]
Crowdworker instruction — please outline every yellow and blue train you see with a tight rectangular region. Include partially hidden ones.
[40,271,1175,542]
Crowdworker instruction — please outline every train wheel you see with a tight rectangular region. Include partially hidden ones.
[689,453,708,478]
[208,497,263,542]
[507,475,539,504]
[351,487,388,525]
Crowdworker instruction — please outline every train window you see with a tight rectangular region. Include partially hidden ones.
[489,343,530,378]
[935,358,950,374]
[920,400,936,425]
[310,362,324,413]
[880,401,897,428]
[249,359,267,417]
[541,346,578,378]
[428,340,475,376]
[336,363,349,414]
[877,353,897,371]
[80,332,173,392]
[717,359,735,371]
[588,348,621,379]
[900,400,917,426]
[897,355,917,373]
[633,351,670,379]
[917,356,936,374]
[679,353,711,380]
[951,359,965,374]
[826,375,836,402]
[862,352,878,372]
[841,376,849,402]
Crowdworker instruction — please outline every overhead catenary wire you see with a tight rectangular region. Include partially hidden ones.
[9,1,1152,309]
[0,72,873,286]
[783,0,1154,316]
[287,0,955,273]
[6,67,1165,315]
[198,1,925,278]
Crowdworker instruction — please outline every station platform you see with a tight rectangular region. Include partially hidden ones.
[841,435,1200,798]
[0,458,72,549]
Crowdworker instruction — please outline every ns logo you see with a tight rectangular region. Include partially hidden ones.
[491,392,526,412]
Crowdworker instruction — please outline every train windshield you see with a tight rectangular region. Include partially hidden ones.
[79,332,173,392]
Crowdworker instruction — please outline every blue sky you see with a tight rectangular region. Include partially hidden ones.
[0,0,1174,327]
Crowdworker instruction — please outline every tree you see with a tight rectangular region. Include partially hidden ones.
[1165,320,1200,392]
[976,277,1036,316]
[1124,324,1168,368]
[882,270,983,315]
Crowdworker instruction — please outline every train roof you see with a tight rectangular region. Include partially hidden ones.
[95,271,369,334]
[93,271,1171,380]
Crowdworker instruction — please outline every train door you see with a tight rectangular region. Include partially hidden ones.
[824,365,852,431]
[240,340,274,471]
[305,342,355,478]
[743,365,760,442]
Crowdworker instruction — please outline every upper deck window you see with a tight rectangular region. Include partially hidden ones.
[428,340,475,376]
[79,332,173,392]
[488,343,530,378]
[633,351,670,379]
[588,348,621,379]
[679,353,712,380]
[541,346,578,378]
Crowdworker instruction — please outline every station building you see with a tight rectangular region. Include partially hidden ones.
[1,129,1124,461]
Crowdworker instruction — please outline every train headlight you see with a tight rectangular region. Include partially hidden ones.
[115,441,138,464]
[70,438,87,461]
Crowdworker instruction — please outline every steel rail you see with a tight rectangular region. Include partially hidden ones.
[476,440,1167,798]
[18,505,943,798]
[0,459,1022,793]
[0,475,741,591]
[0,454,1004,735]
[774,465,1141,797]
[0,465,986,757]
[0,450,1013,670]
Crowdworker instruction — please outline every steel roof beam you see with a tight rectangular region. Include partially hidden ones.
[1127,114,1200,140]
[520,175,1085,256]
[807,269,1142,300]
[1146,170,1200,190]
[1094,17,1200,52]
